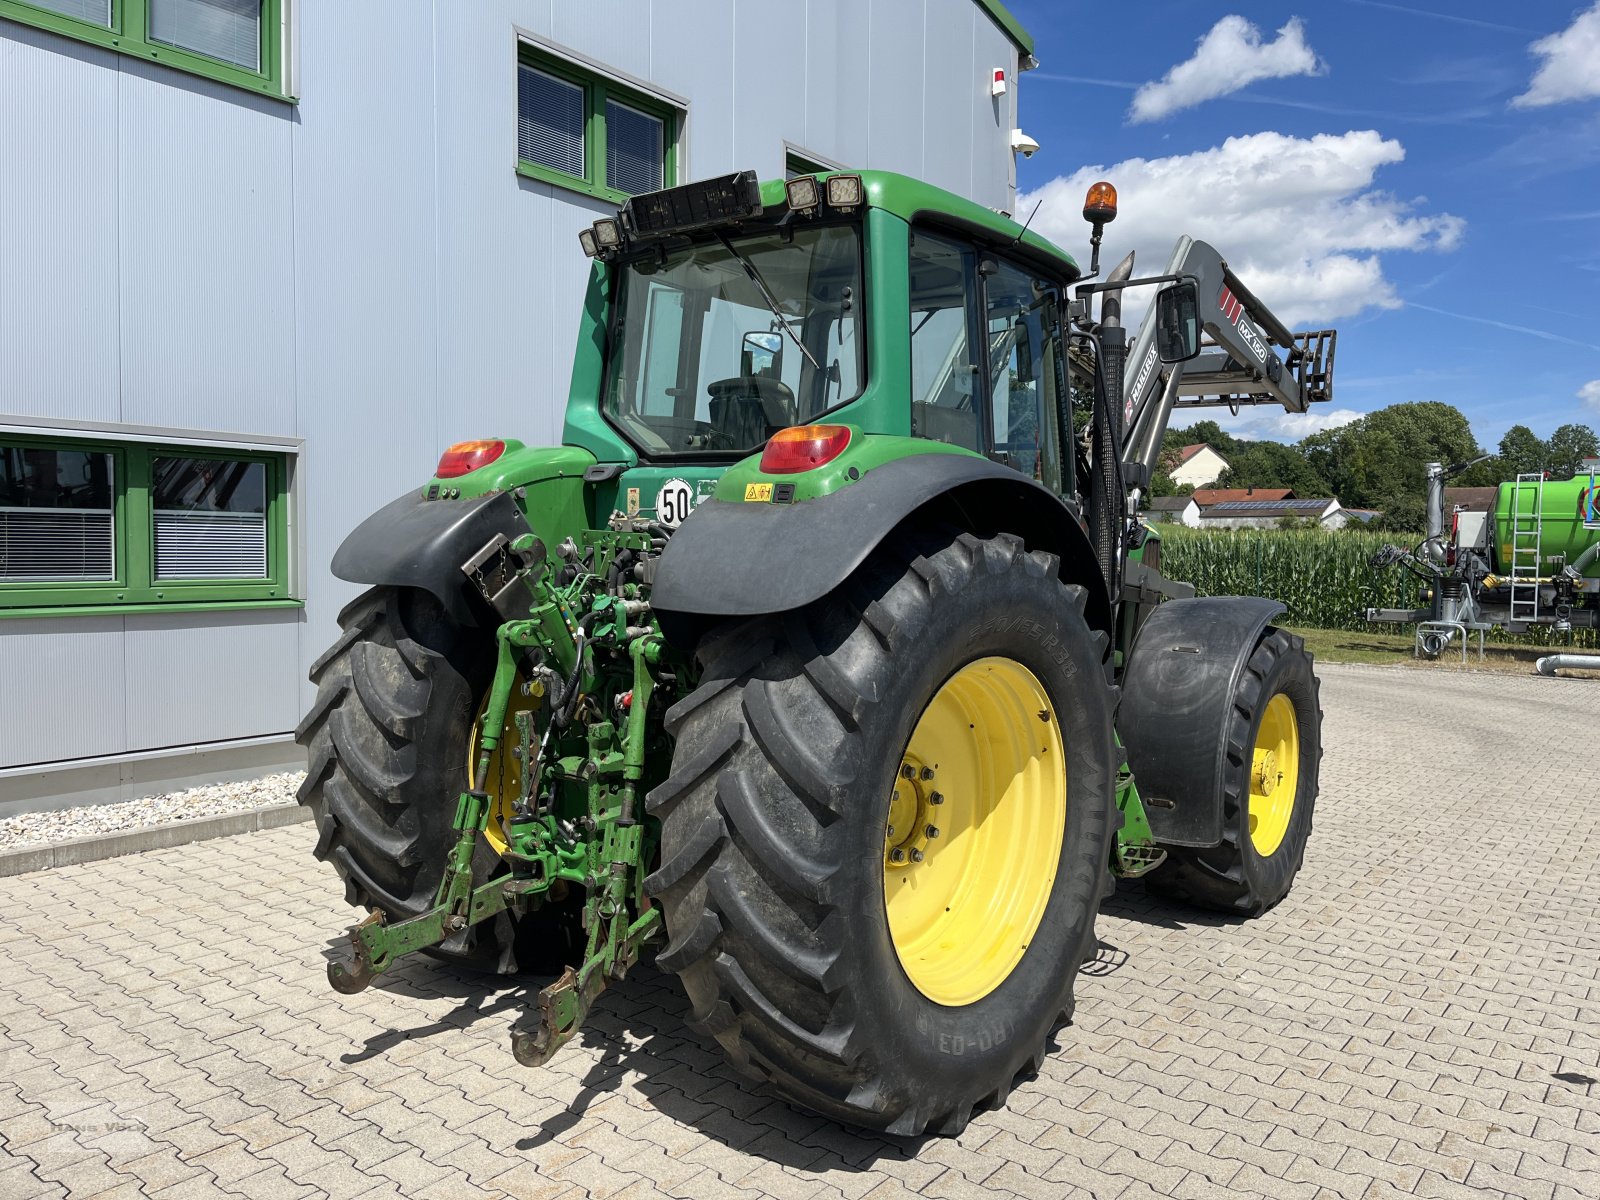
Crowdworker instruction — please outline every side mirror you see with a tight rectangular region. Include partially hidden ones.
[1154,280,1201,363]
[741,330,783,376]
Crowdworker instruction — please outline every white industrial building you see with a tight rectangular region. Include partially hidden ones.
[0,0,1040,810]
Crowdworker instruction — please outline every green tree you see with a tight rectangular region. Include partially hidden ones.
[1497,424,1549,477]
[1217,440,1333,496]
[1547,423,1599,478]
[1326,402,1482,512]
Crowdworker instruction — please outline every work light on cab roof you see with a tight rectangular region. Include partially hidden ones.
[784,175,821,213]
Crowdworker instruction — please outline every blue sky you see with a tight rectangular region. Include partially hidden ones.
[1007,1,1600,448]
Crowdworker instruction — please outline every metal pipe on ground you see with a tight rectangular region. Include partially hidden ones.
[1535,653,1600,676]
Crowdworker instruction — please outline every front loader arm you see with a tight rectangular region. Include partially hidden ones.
[1121,236,1337,481]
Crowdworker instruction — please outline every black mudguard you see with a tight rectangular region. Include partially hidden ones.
[331,489,533,626]
[1117,596,1286,848]
[652,454,1111,635]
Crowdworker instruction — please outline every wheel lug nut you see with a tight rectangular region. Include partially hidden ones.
[929,792,944,805]
[890,848,906,863]
[920,767,935,781]
[925,825,940,838]
[886,824,895,838]
[901,764,915,779]
[910,849,925,863]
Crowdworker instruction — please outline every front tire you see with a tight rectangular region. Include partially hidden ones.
[1145,628,1321,915]
[646,529,1116,1135]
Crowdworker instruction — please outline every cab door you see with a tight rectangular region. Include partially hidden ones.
[979,256,1069,497]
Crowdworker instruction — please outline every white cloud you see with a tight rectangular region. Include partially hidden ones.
[1512,3,1600,108]
[1214,407,1364,442]
[1580,380,1600,413]
[1018,130,1464,327]
[1130,16,1325,123]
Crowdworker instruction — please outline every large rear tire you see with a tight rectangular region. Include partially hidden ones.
[296,586,579,972]
[1144,627,1321,915]
[646,529,1116,1135]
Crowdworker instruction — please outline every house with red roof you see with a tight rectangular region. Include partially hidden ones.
[1169,443,1230,488]
[1191,486,1295,506]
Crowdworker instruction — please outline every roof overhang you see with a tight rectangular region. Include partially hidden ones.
[974,0,1034,58]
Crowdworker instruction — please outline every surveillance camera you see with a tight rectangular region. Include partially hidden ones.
[1010,129,1040,158]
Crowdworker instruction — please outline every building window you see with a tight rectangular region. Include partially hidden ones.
[516,44,678,202]
[0,447,116,583]
[786,150,836,180]
[0,436,294,615]
[151,456,268,579]
[0,0,287,98]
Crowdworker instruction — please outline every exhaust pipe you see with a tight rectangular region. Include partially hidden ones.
[1535,653,1600,676]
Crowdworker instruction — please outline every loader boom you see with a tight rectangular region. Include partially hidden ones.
[1119,236,1336,483]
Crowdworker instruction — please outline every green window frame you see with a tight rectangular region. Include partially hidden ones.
[0,435,297,618]
[0,0,289,100]
[516,43,679,203]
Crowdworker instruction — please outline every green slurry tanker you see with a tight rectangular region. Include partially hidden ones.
[1368,458,1600,660]
[299,170,1336,1134]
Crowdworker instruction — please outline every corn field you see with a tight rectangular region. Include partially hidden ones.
[1154,526,1598,648]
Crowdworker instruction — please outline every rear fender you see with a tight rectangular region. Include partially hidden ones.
[331,490,535,626]
[1117,596,1286,848]
[651,453,1111,642]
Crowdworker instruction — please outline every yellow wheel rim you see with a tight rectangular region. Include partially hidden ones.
[468,678,544,856]
[883,657,1067,1007]
[1248,693,1300,857]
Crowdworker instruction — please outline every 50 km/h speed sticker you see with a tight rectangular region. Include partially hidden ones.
[656,478,696,526]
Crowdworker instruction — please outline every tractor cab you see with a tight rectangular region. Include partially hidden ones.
[567,169,1086,506]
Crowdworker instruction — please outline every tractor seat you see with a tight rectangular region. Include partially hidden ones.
[707,376,797,446]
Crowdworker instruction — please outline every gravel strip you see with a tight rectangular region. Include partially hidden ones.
[0,771,306,851]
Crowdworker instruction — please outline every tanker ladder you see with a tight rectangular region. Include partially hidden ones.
[1509,473,1544,628]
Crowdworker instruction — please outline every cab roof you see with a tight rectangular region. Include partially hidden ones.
[763,169,1081,284]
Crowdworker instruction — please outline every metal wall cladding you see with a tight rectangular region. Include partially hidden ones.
[123,609,300,748]
[0,26,121,423]
[117,60,297,436]
[0,617,126,768]
[1,0,1022,766]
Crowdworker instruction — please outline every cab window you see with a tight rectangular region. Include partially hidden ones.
[908,232,982,451]
[983,258,1063,493]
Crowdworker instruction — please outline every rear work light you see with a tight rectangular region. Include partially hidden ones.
[435,439,505,478]
[759,425,852,474]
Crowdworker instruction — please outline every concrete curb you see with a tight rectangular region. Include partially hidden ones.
[0,804,311,878]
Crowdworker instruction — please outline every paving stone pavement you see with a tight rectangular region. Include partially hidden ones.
[1,661,1596,1200]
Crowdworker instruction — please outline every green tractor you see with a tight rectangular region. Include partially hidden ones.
[299,169,1332,1135]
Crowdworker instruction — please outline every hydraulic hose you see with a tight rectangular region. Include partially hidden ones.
[1090,253,1135,605]
[1091,361,1125,605]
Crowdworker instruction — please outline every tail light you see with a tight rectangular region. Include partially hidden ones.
[759,425,853,474]
[436,439,505,478]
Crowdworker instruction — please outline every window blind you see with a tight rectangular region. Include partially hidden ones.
[148,0,260,70]
[606,99,664,195]
[0,509,115,582]
[518,65,585,178]
[28,0,111,25]
[153,510,267,579]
